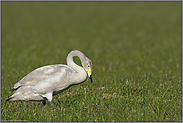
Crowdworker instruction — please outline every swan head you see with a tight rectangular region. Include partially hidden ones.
[82,57,93,82]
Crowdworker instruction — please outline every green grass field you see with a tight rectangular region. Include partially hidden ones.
[1,1,182,122]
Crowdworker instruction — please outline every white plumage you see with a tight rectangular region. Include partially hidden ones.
[5,50,93,107]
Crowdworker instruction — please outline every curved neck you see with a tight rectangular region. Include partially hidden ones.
[66,50,86,70]
[66,50,87,83]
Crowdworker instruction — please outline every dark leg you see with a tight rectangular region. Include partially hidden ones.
[50,101,55,106]
[42,100,46,106]
[50,101,60,110]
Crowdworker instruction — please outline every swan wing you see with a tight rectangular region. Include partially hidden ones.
[13,64,74,90]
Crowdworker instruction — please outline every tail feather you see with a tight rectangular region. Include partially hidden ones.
[10,86,21,92]
[5,97,14,103]
[10,88,16,92]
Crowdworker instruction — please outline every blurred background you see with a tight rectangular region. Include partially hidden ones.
[2,2,181,75]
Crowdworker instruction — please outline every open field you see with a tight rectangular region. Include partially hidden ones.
[1,1,182,122]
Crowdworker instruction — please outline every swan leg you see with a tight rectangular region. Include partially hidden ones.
[50,101,60,110]
[42,92,60,110]
[50,101,55,106]
[42,100,46,106]
[42,92,53,102]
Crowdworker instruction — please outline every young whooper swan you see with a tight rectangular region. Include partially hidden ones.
[5,50,93,107]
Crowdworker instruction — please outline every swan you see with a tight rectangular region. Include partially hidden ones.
[5,50,93,107]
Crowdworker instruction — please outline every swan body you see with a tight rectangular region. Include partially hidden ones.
[5,50,93,106]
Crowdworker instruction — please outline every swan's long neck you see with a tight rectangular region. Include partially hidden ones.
[66,50,87,83]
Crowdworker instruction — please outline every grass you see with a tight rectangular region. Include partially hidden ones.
[1,1,182,122]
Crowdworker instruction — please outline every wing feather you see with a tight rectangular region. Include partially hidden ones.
[13,64,75,90]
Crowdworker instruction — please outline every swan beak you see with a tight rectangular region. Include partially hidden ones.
[87,67,93,82]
